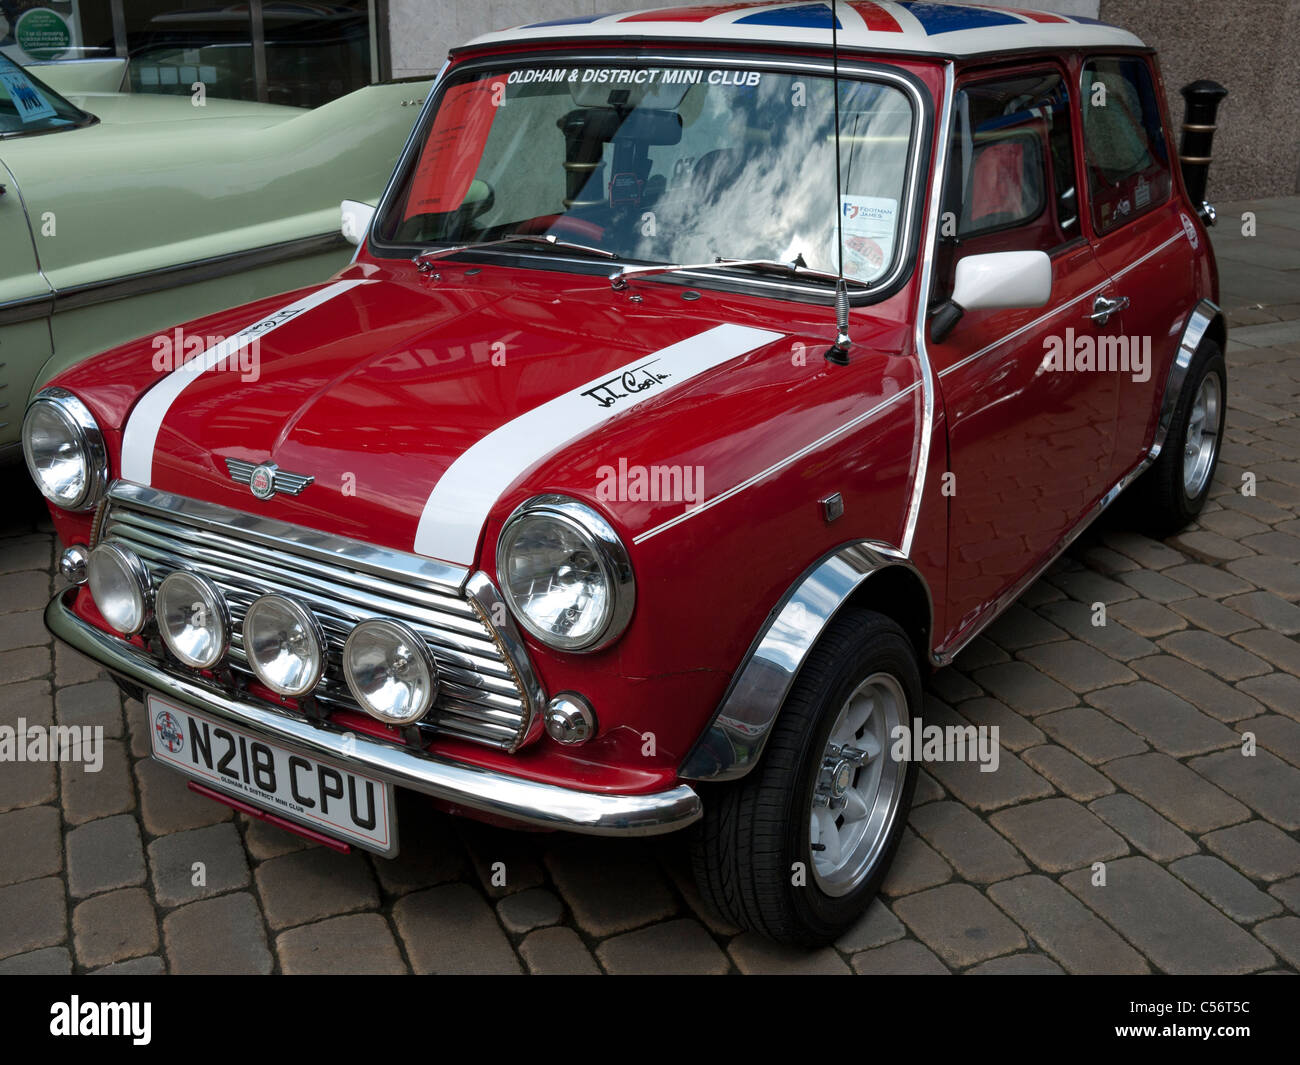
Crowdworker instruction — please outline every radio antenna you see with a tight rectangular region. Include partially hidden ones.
[825,0,851,365]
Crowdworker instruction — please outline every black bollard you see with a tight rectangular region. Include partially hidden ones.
[1179,80,1229,224]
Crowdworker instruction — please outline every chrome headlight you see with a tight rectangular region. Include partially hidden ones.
[156,570,229,670]
[22,388,108,512]
[343,619,438,724]
[86,543,151,636]
[243,594,325,697]
[496,496,634,652]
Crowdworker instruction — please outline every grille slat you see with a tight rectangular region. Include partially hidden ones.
[103,496,535,751]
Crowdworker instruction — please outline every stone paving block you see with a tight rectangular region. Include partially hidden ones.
[1200,508,1271,540]
[60,740,132,825]
[909,801,1029,884]
[134,757,232,835]
[1203,820,1300,882]
[0,537,53,575]
[985,604,1068,651]
[987,874,1148,974]
[1170,597,1255,635]
[0,947,72,974]
[1063,857,1275,974]
[1018,641,1137,693]
[149,823,250,907]
[835,897,906,953]
[913,769,945,805]
[729,933,852,975]
[0,571,51,613]
[54,680,122,737]
[893,883,1027,969]
[1238,673,1300,722]
[1168,530,1256,562]
[922,744,1055,813]
[1021,745,1113,801]
[1088,794,1197,862]
[54,643,103,686]
[1253,917,1300,971]
[1162,563,1255,600]
[0,678,52,729]
[123,699,150,759]
[1037,707,1147,764]
[1157,631,1270,681]
[1243,714,1300,770]
[967,953,1065,975]
[1116,568,1196,604]
[990,797,1128,873]
[72,888,158,969]
[458,821,545,898]
[163,892,273,975]
[955,697,1045,752]
[1270,877,1300,914]
[850,938,949,974]
[393,884,521,974]
[544,841,676,937]
[0,877,65,959]
[1170,855,1284,924]
[1103,752,1250,834]
[597,918,730,975]
[970,661,1077,715]
[0,647,50,685]
[881,829,952,897]
[1242,530,1300,558]
[1224,590,1300,634]
[369,804,464,896]
[1036,599,1159,660]
[1100,531,1187,570]
[1131,655,1265,722]
[951,636,1010,672]
[927,668,983,706]
[1080,545,1140,577]
[1226,556,1300,600]
[0,805,61,886]
[254,847,379,930]
[1047,569,1137,606]
[1232,628,1300,675]
[496,887,563,935]
[277,914,407,975]
[66,814,145,898]
[519,927,600,975]
[240,816,315,862]
[1086,682,1239,757]
[1108,599,1186,637]
[0,752,55,813]
[1189,749,1300,831]
[93,956,166,975]
[0,610,49,651]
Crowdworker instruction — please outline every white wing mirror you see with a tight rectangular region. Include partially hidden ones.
[952,250,1052,311]
[341,199,376,246]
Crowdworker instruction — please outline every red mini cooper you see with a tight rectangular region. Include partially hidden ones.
[26,2,1226,945]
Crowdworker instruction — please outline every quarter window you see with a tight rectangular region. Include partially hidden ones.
[1081,57,1172,234]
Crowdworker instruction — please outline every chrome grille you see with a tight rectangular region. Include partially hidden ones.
[98,484,540,750]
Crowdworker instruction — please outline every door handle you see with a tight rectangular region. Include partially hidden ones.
[1090,294,1129,327]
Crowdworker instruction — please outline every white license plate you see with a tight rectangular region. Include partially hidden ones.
[148,695,397,856]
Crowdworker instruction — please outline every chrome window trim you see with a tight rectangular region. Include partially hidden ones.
[368,49,932,308]
[679,541,933,782]
[1150,298,1222,461]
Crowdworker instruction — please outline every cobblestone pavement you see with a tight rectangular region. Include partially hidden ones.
[2,200,1298,976]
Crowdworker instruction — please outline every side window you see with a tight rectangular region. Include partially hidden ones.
[1080,57,1172,234]
[937,71,1080,292]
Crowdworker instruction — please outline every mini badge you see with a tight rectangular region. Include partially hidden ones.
[223,457,315,499]
[154,710,184,754]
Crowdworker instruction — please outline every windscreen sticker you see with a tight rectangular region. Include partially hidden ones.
[404,76,500,220]
[0,67,56,122]
[839,195,897,282]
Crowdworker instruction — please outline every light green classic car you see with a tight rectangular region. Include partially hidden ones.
[0,54,432,460]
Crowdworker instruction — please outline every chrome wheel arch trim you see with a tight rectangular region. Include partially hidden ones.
[900,60,954,559]
[678,541,933,783]
[1149,298,1224,462]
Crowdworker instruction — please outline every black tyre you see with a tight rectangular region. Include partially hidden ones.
[691,608,919,946]
[1131,340,1227,538]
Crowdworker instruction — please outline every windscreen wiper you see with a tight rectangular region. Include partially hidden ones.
[608,256,847,291]
[414,233,616,269]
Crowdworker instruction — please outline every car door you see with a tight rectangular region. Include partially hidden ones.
[1078,54,1202,482]
[929,66,1123,640]
[0,157,54,456]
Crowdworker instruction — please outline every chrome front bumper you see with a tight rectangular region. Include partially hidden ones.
[46,589,702,837]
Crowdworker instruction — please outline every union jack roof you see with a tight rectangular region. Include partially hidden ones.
[461,2,1146,58]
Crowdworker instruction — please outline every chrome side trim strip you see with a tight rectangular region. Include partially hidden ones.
[932,455,1153,666]
[46,590,700,837]
[901,60,953,559]
[679,541,931,782]
[50,231,348,314]
[1150,298,1221,461]
[0,291,53,326]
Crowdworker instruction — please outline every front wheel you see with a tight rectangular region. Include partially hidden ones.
[1131,340,1227,537]
[690,609,919,946]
